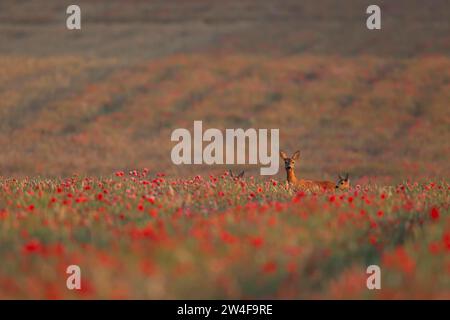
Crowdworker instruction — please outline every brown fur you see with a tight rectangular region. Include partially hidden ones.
[335,173,350,190]
[229,170,245,179]
[280,150,335,192]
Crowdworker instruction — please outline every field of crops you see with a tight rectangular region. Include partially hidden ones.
[0,0,449,300]
[1,0,449,180]
[0,171,448,299]
[1,54,449,180]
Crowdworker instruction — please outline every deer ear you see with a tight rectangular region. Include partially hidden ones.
[238,171,245,178]
[345,173,349,180]
[280,151,288,160]
[292,150,300,160]
[338,174,343,180]
[229,170,234,178]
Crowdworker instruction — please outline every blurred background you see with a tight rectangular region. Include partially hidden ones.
[0,0,449,181]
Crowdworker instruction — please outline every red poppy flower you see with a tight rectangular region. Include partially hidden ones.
[430,207,440,220]
[23,239,42,254]
[250,236,264,248]
[262,261,277,274]
[443,233,450,251]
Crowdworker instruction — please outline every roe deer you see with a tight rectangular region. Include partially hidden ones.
[335,173,350,190]
[280,150,335,191]
[229,170,245,179]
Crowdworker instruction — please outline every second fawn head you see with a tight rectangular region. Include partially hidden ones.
[336,173,350,190]
[229,170,245,179]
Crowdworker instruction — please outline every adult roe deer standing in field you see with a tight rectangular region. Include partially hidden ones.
[280,150,336,191]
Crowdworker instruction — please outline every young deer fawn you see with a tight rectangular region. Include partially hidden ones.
[335,173,350,190]
[229,170,245,179]
[280,150,336,191]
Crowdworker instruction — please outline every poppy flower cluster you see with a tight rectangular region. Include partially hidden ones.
[0,172,448,299]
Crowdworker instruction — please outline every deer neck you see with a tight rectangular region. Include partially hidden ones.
[286,168,298,184]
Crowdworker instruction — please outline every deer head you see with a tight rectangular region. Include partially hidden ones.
[280,150,300,172]
[229,170,245,179]
[336,173,350,190]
